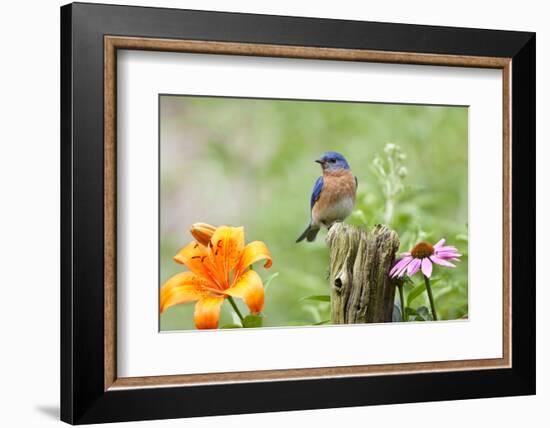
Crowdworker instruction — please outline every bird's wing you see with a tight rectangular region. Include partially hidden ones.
[310,176,324,209]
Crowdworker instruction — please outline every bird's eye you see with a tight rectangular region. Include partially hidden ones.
[329,159,336,163]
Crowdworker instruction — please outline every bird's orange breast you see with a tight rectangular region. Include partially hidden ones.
[319,170,356,204]
[312,170,357,225]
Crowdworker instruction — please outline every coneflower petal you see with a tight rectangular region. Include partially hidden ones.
[433,239,446,249]
[431,256,456,268]
[390,256,412,276]
[421,258,433,277]
[407,258,422,276]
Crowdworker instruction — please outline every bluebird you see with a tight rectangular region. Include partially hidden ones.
[296,151,357,243]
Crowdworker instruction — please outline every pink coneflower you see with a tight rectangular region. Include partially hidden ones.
[390,239,461,279]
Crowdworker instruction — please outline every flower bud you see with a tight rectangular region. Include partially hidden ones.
[190,223,217,246]
[384,143,396,154]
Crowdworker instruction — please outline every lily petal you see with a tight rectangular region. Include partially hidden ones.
[173,242,221,288]
[194,295,225,329]
[236,241,273,275]
[160,272,207,313]
[223,269,264,314]
[210,226,245,288]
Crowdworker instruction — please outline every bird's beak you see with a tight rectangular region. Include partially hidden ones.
[315,159,324,165]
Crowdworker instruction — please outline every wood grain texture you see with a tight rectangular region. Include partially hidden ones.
[327,223,399,324]
[104,36,117,391]
[110,355,508,389]
[105,36,510,68]
[103,36,512,390]
[502,62,512,365]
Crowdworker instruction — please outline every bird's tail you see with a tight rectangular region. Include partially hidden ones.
[296,224,320,243]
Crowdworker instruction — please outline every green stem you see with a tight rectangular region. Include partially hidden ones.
[423,274,438,321]
[398,284,406,322]
[227,296,244,323]
[384,195,394,226]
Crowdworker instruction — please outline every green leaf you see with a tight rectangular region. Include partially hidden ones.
[406,283,426,306]
[403,276,415,288]
[243,314,263,328]
[405,307,425,321]
[313,319,331,325]
[392,304,402,322]
[221,323,242,329]
[300,295,330,303]
[416,306,432,321]
[406,277,440,306]
[434,285,453,300]
[263,272,279,292]
[405,307,418,317]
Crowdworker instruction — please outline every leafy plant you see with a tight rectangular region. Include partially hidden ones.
[372,143,408,226]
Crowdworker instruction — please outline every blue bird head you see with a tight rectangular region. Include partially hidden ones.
[315,151,350,171]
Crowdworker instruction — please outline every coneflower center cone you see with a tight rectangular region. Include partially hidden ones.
[410,242,434,259]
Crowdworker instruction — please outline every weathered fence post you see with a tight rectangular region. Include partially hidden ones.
[326,223,400,324]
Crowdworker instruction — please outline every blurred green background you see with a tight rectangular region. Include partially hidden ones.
[159,95,468,331]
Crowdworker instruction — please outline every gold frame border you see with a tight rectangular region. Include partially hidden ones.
[104,36,512,391]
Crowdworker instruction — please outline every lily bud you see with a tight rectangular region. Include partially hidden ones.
[190,223,217,246]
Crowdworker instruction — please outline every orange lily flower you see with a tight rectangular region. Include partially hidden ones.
[160,224,273,329]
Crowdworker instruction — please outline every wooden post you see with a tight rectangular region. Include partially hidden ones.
[326,223,400,324]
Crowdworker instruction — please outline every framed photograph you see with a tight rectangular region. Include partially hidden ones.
[61,2,535,424]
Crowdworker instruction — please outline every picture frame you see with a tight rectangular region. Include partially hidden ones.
[60,2,535,424]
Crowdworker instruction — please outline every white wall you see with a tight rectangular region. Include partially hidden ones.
[0,1,546,427]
